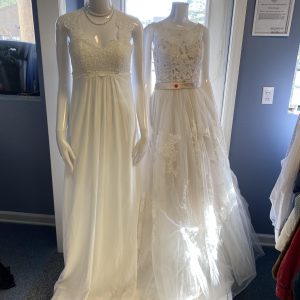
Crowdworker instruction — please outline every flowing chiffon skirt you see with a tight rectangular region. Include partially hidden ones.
[52,73,138,300]
[137,87,263,300]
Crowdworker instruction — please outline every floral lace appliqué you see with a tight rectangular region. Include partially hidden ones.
[152,24,204,84]
[157,134,181,177]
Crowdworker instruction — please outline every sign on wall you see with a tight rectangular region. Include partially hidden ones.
[252,0,295,36]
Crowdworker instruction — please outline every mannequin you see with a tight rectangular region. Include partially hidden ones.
[53,0,148,299]
[167,2,191,25]
[56,0,148,171]
[138,2,262,300]
[144,2,214,108]
[85,0,112,15]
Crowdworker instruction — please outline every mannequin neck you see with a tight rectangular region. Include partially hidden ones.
[168,2,189,25]
[86,0,113,16]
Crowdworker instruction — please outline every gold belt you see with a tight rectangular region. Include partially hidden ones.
[155,82,199,90]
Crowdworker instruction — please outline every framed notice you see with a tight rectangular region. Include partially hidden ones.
[252,0,295,36]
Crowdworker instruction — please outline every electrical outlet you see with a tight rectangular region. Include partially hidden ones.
[262,87,274,105]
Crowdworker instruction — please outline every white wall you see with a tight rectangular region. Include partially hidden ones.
[221,0,248,150]
[207,0,234,119]
[36,0,66,252]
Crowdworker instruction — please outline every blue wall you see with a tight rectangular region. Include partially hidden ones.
[229,0,300,234]
[0,100,54,214]
[0,0,54,214]
[0,1,85,215]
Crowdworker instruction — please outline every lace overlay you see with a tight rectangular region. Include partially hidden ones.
[151,23,204,84]
[57,9,135,76]
[157,133,181,177]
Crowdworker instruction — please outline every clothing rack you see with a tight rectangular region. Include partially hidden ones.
[273,192,300,300]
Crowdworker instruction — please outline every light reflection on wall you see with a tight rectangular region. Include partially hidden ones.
[125,0,207,27]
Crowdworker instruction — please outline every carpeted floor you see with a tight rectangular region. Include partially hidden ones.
[0,223,57,300]
[0,222,280,300]
[234,247,278,300]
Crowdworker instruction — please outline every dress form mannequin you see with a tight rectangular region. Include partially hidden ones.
[56,0,148,171]
[54,1,148,298]
[144,2,214,107]
[86,0,112,16]
[167,2,192,26]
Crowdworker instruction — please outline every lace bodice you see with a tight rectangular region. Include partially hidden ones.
[149,22,205,84]
[57,9,136,76]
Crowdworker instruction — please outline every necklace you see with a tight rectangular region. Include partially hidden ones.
[84,4,114,25]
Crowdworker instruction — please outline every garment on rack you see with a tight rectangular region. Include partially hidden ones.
[273,217,300,279]
[293,171,300,195]
[276,195,300,251]
[274,222,300,300]
[270,115,300,241]
[295,270,300,300]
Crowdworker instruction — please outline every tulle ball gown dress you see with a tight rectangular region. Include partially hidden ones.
[52,8,142,300]
[137,22,263,300]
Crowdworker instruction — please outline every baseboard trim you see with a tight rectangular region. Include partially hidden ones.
[0,212,277,247]
[0,211,55,227]
[257,233,275,247]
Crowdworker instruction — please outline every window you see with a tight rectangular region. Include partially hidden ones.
[289,45,300,114]
[0,0,40,96]
[125,0,207,27]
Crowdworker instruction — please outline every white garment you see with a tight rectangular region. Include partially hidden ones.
[275,195,300,251]
[52,9,139,300]
[137,22,263,300]
[270,115,300,241]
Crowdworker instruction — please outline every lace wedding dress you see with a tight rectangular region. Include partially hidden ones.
[137,22,263,300]
[52,8,140,300]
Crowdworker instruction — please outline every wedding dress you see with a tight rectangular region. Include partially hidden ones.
[52,8,140,300]
[137,22,263,300]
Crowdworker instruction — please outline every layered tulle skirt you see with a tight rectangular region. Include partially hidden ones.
[137,87,263,300]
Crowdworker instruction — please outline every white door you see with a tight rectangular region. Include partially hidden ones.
[207,0,234,118]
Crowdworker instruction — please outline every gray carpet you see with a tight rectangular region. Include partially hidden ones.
[235,247,278,300]
[0,223,57,300]
[0,223,280,300]
[25,252,63,300]
[26,248,279,300]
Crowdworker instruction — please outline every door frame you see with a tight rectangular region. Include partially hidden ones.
[221,0,248,151]
[36,0,66,252]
